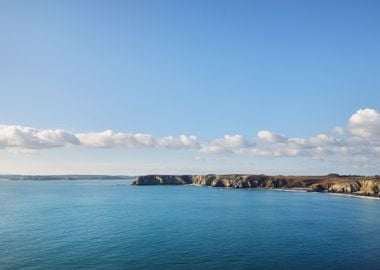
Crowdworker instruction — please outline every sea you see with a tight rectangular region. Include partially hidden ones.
[0,179,379,270]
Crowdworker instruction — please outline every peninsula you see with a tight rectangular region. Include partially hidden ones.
[133,174,380,197]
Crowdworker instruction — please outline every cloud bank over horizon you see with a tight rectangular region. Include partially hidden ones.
[1,108,380,169]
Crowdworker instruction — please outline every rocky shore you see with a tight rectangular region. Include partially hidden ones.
[133,174,380,197]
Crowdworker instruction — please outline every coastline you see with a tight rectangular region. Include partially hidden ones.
[191,185,380,200]
[273,188,380,200]
[323,192,380,200]
[134,174,380,198]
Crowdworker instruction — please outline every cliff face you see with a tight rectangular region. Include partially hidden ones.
[133,175,380,197]
[134,175,193,185]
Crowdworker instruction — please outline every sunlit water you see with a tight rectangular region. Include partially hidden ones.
[0,179,379,270]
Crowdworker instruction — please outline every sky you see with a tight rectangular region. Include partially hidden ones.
[0,0,379,175]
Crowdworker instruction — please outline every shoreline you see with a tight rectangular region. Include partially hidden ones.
[273,188,380,200]
[187,184,380,199]
[323,192,380,200]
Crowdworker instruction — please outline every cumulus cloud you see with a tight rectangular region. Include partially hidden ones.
[1,108,380,167]
[347,108,380,141]
[199,134,251,154]
[0,126,200,151]
[309,134,338,146]
[77,130,155,148]
[213,134,249,148]
[245,134,338,159]
[157,135,199,149]
[0,125,79,149]
[245,108,380,159]
[78,131,200,150]
[200,145,227,154]
[257,130,287,143]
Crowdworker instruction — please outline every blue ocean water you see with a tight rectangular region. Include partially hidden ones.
[0,180,379,270]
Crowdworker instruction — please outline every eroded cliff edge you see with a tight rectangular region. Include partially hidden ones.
[133,174,380,197]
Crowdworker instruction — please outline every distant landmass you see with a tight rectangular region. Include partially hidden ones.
[133,174,380,197]
[0,175,135,180]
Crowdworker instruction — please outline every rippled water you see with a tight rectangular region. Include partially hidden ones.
[0,179,379,270]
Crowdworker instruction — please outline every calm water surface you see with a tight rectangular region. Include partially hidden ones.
[0,180,379,270]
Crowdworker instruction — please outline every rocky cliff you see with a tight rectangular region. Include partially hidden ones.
[133,174,380,197]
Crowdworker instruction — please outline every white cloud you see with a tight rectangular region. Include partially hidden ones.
[347,108,380,141]
[0,125,79,149]
[257,130,287,143]
[157,135,199,149]
[199,134,251,154]
[77,130,155,148]
[213,134,249,148]
[247,108,380,160]
[1,108,379,170]
[78,131,200,150]
[245,146,301,158]
[309,134,338,146]
[0,126,199,151]
[199,145,227,154]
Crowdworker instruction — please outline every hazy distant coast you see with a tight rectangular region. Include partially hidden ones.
[1,175,135,181]
[133,174,380,197]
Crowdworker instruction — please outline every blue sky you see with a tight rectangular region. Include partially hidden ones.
[0,0,379,175]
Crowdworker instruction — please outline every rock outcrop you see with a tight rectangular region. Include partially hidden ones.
[133,174,380,197]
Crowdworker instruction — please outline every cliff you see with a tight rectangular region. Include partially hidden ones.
[133,174,380,197]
